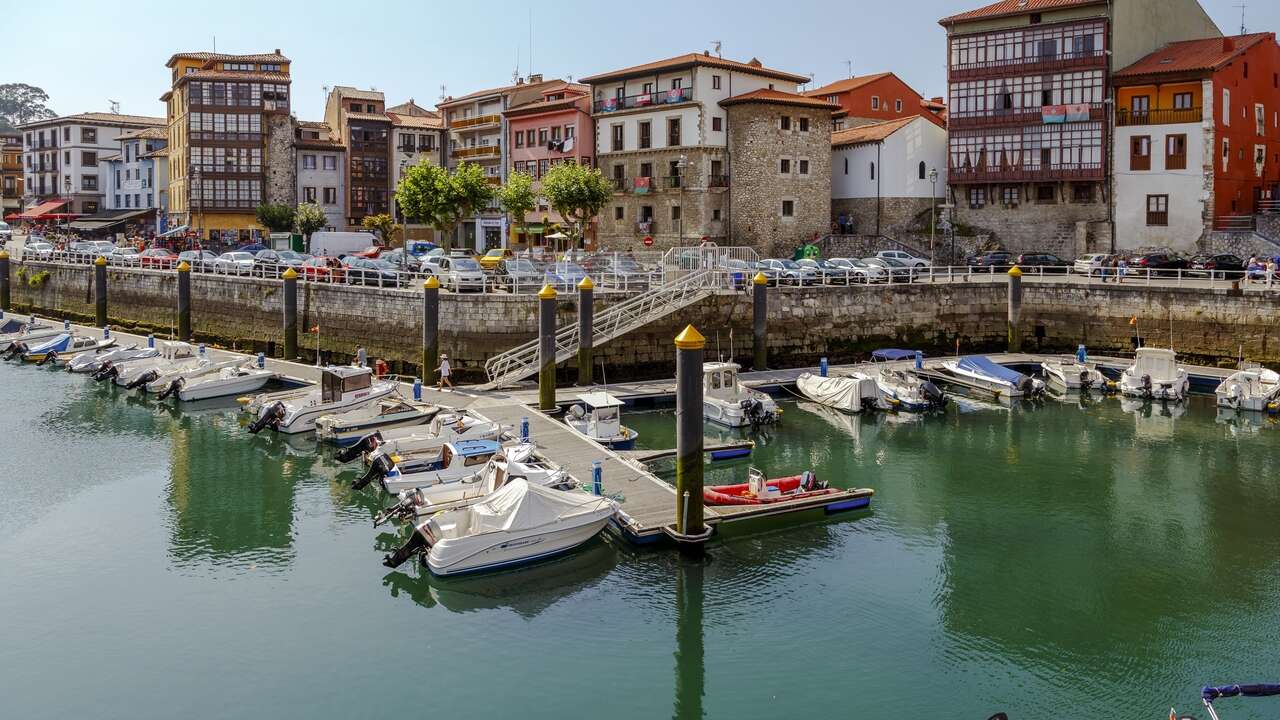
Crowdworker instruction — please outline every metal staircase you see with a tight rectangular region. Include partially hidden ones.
[481,247,757,389]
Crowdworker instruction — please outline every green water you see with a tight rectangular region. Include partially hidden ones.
[2,361,1279,720]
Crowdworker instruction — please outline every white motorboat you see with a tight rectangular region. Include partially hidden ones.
[382,479,617,576]
[248,365,395,435]
[874,367,946,412]
[334,411,504,464]
[1040,358,1111,392]
[0,323,61,355]
[1215,367,1280,412]
[796,372,888,413]
[373,444,573,526]
[68,344,156,374]
[172,363,276,402]
[941,356,1045,399]
[703,362,780,427]
[566,392,639,449]
[21,334,114,365]
[145,356,240,394]
[1118,348,1189,401]
[314,396,439,446]
[358,438,508,493]
[112,342,197,388]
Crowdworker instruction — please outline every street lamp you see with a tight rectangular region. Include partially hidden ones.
[63,176,72,232]
[676,154,688,246]
[928,167,938,267]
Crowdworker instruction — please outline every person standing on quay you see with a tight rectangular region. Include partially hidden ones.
[436,353,454,392]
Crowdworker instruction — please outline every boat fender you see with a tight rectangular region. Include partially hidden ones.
[335,432,380,463]
[352,453,393,490]
[36,350,56,367]
[127,369,159,390]
[158,377,184,401]
[247,402,285,435]
[382,530,430,569]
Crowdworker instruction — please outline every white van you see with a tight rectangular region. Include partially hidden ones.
[309,231,379,258]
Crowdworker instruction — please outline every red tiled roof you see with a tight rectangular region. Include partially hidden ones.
[719,88,840,109]
[581,53,809,85]
[940,0,1104,25]
[831,116,917,147]
[504,95,587,116]
[345,111,390,122]
[117,126,168,141]
[804,72,893,97]
[18,112,165,130]
[385,99,439,118]
[438,79,564,108]
[166,50,290,68]
[387,112,443,129]
[178,70,290,85]
[331,86,384,101]
[1114,33,1274,79]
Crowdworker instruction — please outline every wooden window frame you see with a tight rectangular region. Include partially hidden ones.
[1145,194,1169,226]
[1130,135,1151,171]
[1165,134,1187,171]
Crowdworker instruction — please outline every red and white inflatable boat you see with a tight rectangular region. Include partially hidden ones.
[703,469,840,506]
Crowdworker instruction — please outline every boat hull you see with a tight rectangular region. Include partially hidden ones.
[426,513,612,576]
[179,372,273,401]
[316,411,435,446]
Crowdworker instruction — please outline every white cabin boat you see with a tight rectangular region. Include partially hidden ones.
[21,334,114,365]
[247,365,394,435]
[796,372,887,413]
[334,412,504,464]
[703,362,780,427]
[1040,359,1110,392]
[566,392,639,449]
[382,479,616,576]
[1215,368,1280,412]
[874,367,946,412]
[315,397,438,446]
[174,363,275,401]
[941,356,1045,398]
[361,439,508,494]
[1118,348,1189,401]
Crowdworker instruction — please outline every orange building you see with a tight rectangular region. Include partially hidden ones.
[805,72,945,129]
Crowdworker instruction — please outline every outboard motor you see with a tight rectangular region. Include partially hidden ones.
[247,401,285,434]
[93,362,120,382]
[1079,370,1092,388]
[382,530,430,569]
[5,342,27,360]
[373,488,424,527]
[36,350,56,367]
[157,377,184,401]
[921,381,945,409]
[1141,374,1153,399]
[126,369,159,391]
[740,397,774,426]
[799,470,827,492]
[335,431,384,464]
[352,453,394,491]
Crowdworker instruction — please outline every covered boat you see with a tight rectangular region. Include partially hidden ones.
[113,342,199,389]
[566,392,639,449]
[795,372,886,413]
[0,323,61,355]
[1215,367,1280,412]
[871,348,922,362]
[703,362,780,427]
[1118,347,1189,401]
[21,334,113,365]
[173,363,275,401]
[382,479,617,576]
[703,467,841,506]
[942,355,1045,398]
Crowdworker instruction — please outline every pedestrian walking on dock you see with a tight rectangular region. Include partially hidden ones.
[436,353,454,391]
[1117,257,1128,284]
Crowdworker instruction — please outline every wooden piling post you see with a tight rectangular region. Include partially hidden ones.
[94,255,108,327]
[1007,265,1023,353]
[0,250,10,312]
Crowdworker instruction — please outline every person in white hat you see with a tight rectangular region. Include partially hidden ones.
[435,353,453,391]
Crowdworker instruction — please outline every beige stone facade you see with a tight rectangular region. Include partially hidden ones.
[596,147,728,250]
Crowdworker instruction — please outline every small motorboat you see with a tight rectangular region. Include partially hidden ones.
[145,356,239,394]
[941,355,1045,399]
[359,439,508,493]
[112,342,198,388]
[703,362,780,427]
[21,334,114,365]
[0,323,61,356]
[703,466,842,506]
[0,316,34,334]
[1040,358,1111,392]
[1197,683,1280,720]
[795,372,887,413]
[68,344,156,374]
[172,363,275,402]
[1118,347,1189,401]
[247,365,395,435]
[381,479,617,576]
[566,392,639,449]
[314,396,439,446]
[373,444,573,526]
[874,367,946,412]
[1215,367,1280,412]
[335,411,504,464]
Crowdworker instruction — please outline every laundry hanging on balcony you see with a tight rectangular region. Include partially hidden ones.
[633,177,651,194]
[1042,103,1091,124]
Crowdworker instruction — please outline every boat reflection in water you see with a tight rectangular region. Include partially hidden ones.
[1120,395,1187,440]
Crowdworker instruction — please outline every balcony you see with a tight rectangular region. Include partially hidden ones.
[450,114,501,130]
[949,103,1106,130]
[1115,107,1202,126]
[948,162,1104,184]
[662,175,683,189]
[949,49,1106,81]
[708,174,729,188]
[609,177,628,193]
[635,220,657,234]
[451,144,501,160]
[595,87,693,113]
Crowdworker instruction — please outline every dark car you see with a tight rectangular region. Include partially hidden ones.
[139,247,179,270]
[254,249,310,278]
[1130,252,1188,276]
[582,255,653,290]
[966,251,1013,272]
[176,250,218,272]
[236,243,267,255]
[341,256,401,287]
[1014,252,1071,273]
[1188,253,1245,278]
[496,258,554,292]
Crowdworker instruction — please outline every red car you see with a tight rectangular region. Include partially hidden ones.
[352,245,387,259]
[301,256,346,282]
[139,247,179,269]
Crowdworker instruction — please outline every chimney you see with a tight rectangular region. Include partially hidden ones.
[274,48,281,55]
[517,77,525,85]
[529,73,543,83]
[1223,37,1236,52]
[704,50,711,56]
[931,96,944,104]
[748,57,763,68]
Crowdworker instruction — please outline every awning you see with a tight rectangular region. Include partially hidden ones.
[516,223,545,235]
[68,208,154,232]
[17,199,71,220]
[159,224,190,238]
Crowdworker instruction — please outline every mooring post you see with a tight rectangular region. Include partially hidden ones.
[0,250,10,312]
[1077,344,1087,363]
[577,276,594,386]
[673,555,706,720]
[282,267,298,359]
[94,256,108,327]
[752,271,768,370]
[1007,265,1023,353]
[674,324,706,537]
[176,261,192,341]
[422,276,439,384]
[538,283,558,412]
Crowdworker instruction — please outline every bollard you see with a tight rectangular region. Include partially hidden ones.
[0,250,10,312]
[1007,265,1023,353]
[914,350,923,370]
[282,268,298,360]
[422,277,439,384]
[176,261,192,342]
[198,343,206,357]
[1077,344,1087,364]
[413,378,422,401]
[147,334,155,348]
[674,325,706,537]
[94,256,108,327]
[538,284,557,412]
[819,357,829,377]
[592,460,603,496]
[752,272,768,370]
[577,276,594,386]
[102,326,110,340]
[356,346,367,368]
[256,352,265,369]
[64,319,71,331]
[520,416,530,442]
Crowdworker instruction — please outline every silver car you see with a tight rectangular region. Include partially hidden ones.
[421,255,486,291]
[213,251,256,275]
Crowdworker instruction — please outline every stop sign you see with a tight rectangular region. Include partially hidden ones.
[642,235,654,247]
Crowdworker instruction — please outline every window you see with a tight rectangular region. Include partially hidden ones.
[780,158,791,174]
[638,121,651,149]
[1223,88,1230,125]
[1130,136,1151,171]
[302,154,316,169]
[303,186,316,202]
[614,206,624,220]
[781,116,791,131]
[710,159,723,178]
[712,209,721,221]
[639,162,652,178]
[81,175,98,190]
[712,75,721,90]
[919,161,927,180]
[844,157,849,174]
[1256,104,1266,136]
[781,200,795,217]
[538,128,548,145]
[671,205,681,221]
[969,186,987,209]
[1071,183,1094,203]
[642,82,653,95]
[671,78,683,89]
[64,151,70,164]
[611,124,623,152]
[1244,62,1249,79]
[63,127,70,141]
[1223,138,1230,172]
[798,159,809,175]
[712,116,722,132]
[895,99,903,112]
[1035,184,1055,204]
[551,126,561,141]
[1173,92,1193,110]
[323,155,336,171]
[323,187,337,204]
[799,117,809,132]
[1131,95,1150,114]
[514,131,523,148]
[1165,134,1187,170]
[81,128,96,143]
[83,201,98,213]
[668,118,680,146]
[1000,186,1019,206]
[1146,194,1168,226]
[871,96,880,110]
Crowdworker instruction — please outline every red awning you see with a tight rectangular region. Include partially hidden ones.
[17,199,72,220]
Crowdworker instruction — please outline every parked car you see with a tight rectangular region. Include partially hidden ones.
[876,249,930,268]
[966,251,1013,272]
[177,250,218,271]
[1072,253,1115,276]
[341,256,402,287]
[757,258,818,286]
[0,220,11,240]
[796,258,855,285]
[236,243,267,255]
[23,241,55,261]
[213,251,256,275]
[138,247,179,270]
[309,231,380,258]
[827,257,882,283]
[479,248,515,271]
[1014,252,1071,273]
[107,246,142,267]
[421,254,486,291]
[254,249,310,277]
[547,260,590,290]
[1130,251,1188,276]
[582,254,653,290]
[301,255,345,282]
[351,245,388,259]
[1188,253,1245,278]
[861,257,916,281]
[496,258,553,292]
[377,249,418,272]
[67,240,116,262]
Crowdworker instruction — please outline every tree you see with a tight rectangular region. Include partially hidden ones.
[294,203,327,243]
[0,84,56,133]
[497,171,536,245]
[446,162,497,251]
[394,160,494,251]
[255,203,296,233]
[542,163,612,248]
[361,213,401,247]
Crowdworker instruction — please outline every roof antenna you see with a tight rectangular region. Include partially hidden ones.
[513,47,520,84]
[212,35,216,53]
[711,41,722,58]
[108,99,120,114]
[845,59,854,78]
[528,6,533,77]
[439,84,447,102]
[1233,2,1246,34]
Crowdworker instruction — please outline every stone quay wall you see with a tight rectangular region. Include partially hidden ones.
[7,260,1280,381]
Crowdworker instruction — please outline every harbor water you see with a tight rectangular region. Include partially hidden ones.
[2,360,1279,719]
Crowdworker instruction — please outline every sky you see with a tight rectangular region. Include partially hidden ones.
[9,0,1280,122]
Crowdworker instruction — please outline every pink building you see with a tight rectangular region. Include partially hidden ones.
[503,81,595,247]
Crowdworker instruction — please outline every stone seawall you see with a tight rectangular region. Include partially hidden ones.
[7,260,1280,380]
